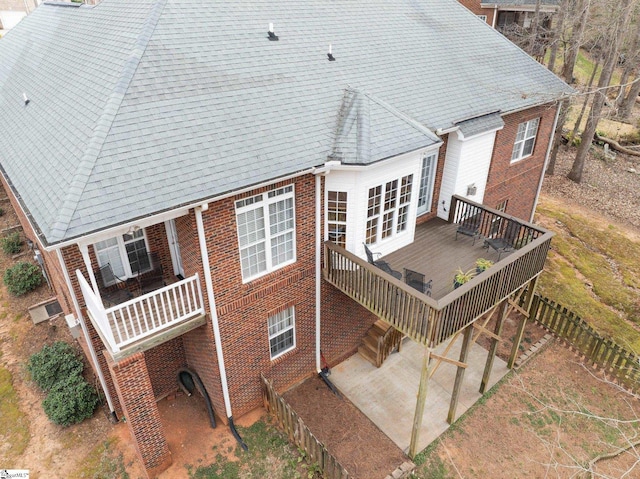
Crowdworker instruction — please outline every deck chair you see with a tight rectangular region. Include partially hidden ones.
[363,243,402,279]
[137,252,166,294]
[404,268,432,297]
[97,263,133,307]
[483,220,522,260]
[455,214,481,245]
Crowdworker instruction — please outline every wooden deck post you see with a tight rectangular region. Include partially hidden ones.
[447,324,473,424]
[507,276,538,369]
[409,346,432,458]
[480,299,508,394]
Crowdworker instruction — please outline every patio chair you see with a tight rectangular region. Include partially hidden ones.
[137,252,166,295]
[404,268,432,297]
[363,243,402,280]
[97,263,133,307]
[483,220,522,260]
[455,216,481,245]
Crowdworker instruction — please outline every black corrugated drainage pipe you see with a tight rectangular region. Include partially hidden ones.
[319,370,341,398]
[229,416,249,451]
[177,367,216,429]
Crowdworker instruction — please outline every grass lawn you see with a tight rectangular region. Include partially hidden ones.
[535,198,640,352]
[0,352,30,464]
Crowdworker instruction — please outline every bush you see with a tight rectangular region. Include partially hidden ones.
[28,342,84,392]
[42,375,98,426]
[0,207,4,217]
[3,261,43,296]
[1,231,23,255]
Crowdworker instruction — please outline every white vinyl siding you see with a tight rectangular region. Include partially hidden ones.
[511,118,540,162]
[268,307,296,359]
[236,185,296,281]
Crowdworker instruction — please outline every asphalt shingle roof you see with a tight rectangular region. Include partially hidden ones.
[0,0,572,245]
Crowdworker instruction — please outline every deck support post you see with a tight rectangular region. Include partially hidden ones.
[480,298,508,394]
[447,324,473,424]
[507,277,538,369]
[409,346,432,458]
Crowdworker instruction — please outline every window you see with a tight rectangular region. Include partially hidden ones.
[495,199,509,213]
[511,118,540,162]
[236,185,295,281]
[417,152,437,215]
[477,14,487,22]
[366,174,413,244]
[94,229,150,282]
[268,307,295,359]
[327,191,348,247]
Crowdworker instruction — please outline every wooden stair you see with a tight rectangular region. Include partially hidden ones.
[358,320,403,368]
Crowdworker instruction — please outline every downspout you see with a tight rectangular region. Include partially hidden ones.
[530,102,561,223]
[315,173,322,372]
[56,249,117,421]
[194,205,247,450]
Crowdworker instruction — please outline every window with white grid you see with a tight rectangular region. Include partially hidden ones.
[327,191,348,247]
[94,229,150,284]
[366,175,413,244]
[236,185,295,281]
[511,118,540,162]
[268,307,296,359]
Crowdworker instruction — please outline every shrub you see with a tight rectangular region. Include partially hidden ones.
[0,207,4,217]
[28,341,84,392]
[42,375,98,426]
[1,231,22,255]
[3,262,43,296]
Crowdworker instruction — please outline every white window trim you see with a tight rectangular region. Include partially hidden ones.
[417,152,437,215]
[511,118,540,163]
[268,307,296,360]
[477,14,487,22]
[327,191,348,247]
[235,185,297,283]
[94,229,151,282]
[366,175,413,245]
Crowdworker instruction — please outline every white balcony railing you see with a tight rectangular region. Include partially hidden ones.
[77,271,205,353]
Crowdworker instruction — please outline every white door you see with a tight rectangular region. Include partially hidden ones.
[165,219,185,278]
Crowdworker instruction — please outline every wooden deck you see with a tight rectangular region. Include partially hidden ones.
[383,219,512,300]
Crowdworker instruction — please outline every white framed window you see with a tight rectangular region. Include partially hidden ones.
[366,174,413,244]
[417,152,437,215]
[327,191,348,247]
[94,229,151,283]
[268,306,296,359]
[235,185,296,281]
[477,14,487,22]
[511,118,540,162]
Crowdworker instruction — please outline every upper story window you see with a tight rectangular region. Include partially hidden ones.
[327,191,348,247]
[366,174,413,244]
[235,185,296,281]
[94,229,151,282]
[268,306,296,359]
[477,14,487,22]
[511,118,540,162]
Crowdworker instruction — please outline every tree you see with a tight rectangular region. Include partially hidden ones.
[562,0,591,83]
[568,0,635,183]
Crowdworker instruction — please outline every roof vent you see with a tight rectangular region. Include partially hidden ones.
[327,44,335,61]
[268,23,279,41]
[23,92,30,106]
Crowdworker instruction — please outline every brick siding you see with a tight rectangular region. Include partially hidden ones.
[145,336,186,399]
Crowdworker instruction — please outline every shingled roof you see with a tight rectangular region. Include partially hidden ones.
[0,0,571,245]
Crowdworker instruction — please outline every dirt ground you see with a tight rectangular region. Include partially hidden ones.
[417,342,640,478]
[283,375,407,479]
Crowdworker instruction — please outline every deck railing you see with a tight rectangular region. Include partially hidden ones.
[324,195,554,347]
[77,271,205,353]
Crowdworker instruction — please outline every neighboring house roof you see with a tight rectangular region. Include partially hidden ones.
[0,0,572,246]
[481,0,560,8]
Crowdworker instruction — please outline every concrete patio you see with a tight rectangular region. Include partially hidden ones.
[331,335,509,455]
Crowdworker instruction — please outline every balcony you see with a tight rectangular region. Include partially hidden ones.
[323,195,553,348]
[77,272,206,360]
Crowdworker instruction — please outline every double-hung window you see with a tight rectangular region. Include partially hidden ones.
[327,191,348,247]
[366,174,413,244]
[235,185,296,281]
[511,118,540,162]
[268,306,296,359]
[94,229,151,283]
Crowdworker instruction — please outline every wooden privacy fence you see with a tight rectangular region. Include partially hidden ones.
[529,295,640,392]
[261,374,351,479]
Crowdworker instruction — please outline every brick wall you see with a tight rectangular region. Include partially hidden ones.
[186,174,317,417]
[457,0,495,26]
[107,352,172,477]
[484,103,558,220]
[145,337,186,399]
